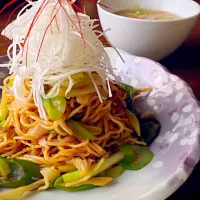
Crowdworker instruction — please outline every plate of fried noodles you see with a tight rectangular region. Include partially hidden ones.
[0,0,199,200]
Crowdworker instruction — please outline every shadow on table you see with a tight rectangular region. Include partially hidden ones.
[160,45,200,100]
[161,45,200,70]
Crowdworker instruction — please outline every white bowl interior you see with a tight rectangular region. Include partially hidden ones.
[99,0,200,19]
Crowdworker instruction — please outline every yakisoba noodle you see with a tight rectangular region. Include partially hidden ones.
[0,75,145,171]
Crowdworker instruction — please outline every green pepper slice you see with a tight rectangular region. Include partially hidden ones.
[43,96,66,121]
[119,144,137,170]
[118,82,136,100]
[0,158,42,188]
[57,152,123,184]
[0,107,8,122]
[119,144,154,170]
[0,158,11,178]
[54,176,97,192]
[67,119,96,140]
[106,166,124,178]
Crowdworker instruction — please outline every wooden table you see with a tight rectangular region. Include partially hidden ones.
[0,2,200,200]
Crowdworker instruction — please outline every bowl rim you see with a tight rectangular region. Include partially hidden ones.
[97,0,200,23]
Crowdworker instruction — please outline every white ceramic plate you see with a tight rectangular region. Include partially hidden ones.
[0,48,199,200]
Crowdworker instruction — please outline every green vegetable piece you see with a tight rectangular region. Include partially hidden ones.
[119,144,137,170]
[0,107,8,122]
[62,171,85,183]
[57,87,66,97]
[62,152,124,183]
[49,72,85,89]
[54,176,97,192]
[61,72,85,87]
[66,84,96,98]
[14,159,42,181]
[131,145,154,170]
[72,72,84,79]
[0,158,11,177]
[81,124,102,135]
[5,78,14,89]
[126,110,141,136]
[73,73,103,89]
[0,120,5,127]
[119,144,154,170]
[67,119,96,140]
[118,82,136,100]
[0,158,42,188]
[106,166,124,178]
[43,96,66,121]
[95,152,124,176]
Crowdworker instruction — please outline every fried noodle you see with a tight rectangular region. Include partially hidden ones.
[0,75,146,172]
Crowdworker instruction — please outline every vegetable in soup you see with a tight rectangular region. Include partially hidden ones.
[115,8,181,20]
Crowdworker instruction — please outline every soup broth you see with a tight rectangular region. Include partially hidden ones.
[115,8,181,20]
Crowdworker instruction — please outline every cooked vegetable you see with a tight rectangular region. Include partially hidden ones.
[54,176,97,192]
[57,152,123,184]
[120,82,141,121]
[57,87,66,97]
[60,72,85,88]
[0,158,11,178]
[69,177,112,187]
[38,167,60,191]
[67,119,96,140]
[140,118,161,145]
[106,166,124,178]
[81,124,102,135]
[0,120,5,127]
[0,107,8,122]
[58,157,105,188]
[0,179,44,200]
[131,145,154,170]
[125,99,140,119]
[54,73,105,99]
[118,82,136,100]
[119,144,137,169]
[57,165,76,173]
[43,96,66,121]
[0,158,42,188]
[119,144,154,170]
[123,87,161,144]
[0,166,60,200]
[62,170,85,183]
[126,110,141,136]
[73,73,103,89]
[66,84,96,98]
[4,79,14,89]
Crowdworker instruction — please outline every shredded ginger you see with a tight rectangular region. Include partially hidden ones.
[0,0,115,119]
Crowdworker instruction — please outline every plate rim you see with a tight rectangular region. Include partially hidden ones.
[105,47,200,200]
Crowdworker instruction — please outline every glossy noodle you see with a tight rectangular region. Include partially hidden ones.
[0,74,145,170]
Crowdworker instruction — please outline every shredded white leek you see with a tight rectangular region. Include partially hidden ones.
[0,0,115,119]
